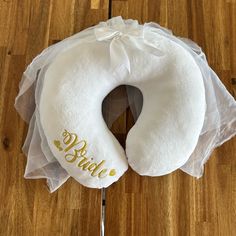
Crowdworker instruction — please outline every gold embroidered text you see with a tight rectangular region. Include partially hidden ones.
[54,129,116,178]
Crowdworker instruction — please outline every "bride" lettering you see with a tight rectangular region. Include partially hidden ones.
[53,130,116,178]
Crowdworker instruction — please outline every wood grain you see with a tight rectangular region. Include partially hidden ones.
[105,0,236,236]
[0,0,108,235]
[0,0,235,235]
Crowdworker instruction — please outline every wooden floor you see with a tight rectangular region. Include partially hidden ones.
[0,0,236,235]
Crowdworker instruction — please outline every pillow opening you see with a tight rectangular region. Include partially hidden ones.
[102,85,143,148]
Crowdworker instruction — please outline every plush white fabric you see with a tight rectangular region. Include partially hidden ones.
[39,17,205,188]
[15,17,236,191]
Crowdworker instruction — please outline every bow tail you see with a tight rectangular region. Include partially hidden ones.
[128,37,164,57]
[109,39,131,74]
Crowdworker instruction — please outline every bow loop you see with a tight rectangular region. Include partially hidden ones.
[94,28,123,41]
[94,17,163,74]
[94,24,143,41]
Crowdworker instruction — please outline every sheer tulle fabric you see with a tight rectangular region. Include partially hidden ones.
[15,18,236,192]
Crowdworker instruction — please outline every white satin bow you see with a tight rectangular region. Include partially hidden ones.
[94,21,163,74]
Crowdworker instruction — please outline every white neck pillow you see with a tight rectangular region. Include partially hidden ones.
[39,17,205,188]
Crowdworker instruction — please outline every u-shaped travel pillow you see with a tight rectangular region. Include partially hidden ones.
[38,17,206,188]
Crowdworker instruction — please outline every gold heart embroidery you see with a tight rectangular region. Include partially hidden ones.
[54,140,63,151]
[109,169,116,176]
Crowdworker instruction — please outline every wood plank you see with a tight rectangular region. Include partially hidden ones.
[1,0,236,235]
[105,0,236,235]
[0,0,109,235]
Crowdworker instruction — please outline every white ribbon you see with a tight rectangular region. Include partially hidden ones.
[94,21,163,74]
